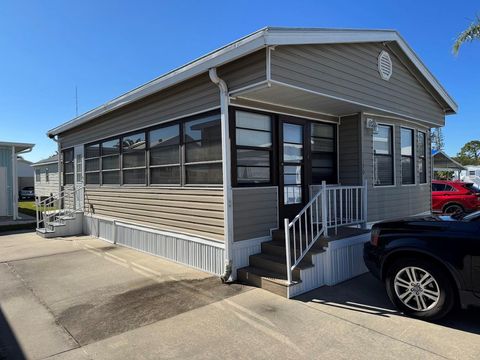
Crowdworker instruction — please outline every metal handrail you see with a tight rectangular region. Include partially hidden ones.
[283,180,368,284]
[35,185,85,231]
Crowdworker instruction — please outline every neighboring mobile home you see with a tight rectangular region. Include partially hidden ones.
[0,141,35,219]
[32,154,59,198]
[17,156,34,190]
[42,28,456,297]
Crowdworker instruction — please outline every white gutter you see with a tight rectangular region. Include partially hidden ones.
[209,67,234,282]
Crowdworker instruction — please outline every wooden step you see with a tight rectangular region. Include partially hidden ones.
[249,253,313,280]
[237,266,300,298]
[261,240,325,260]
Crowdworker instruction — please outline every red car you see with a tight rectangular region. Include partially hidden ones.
[432,180,480,214]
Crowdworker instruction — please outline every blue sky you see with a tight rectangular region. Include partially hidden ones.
[1,0,478,162]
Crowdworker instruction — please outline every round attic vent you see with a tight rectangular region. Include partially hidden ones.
[377,51,393,81]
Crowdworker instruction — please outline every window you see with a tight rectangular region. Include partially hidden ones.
[418,131,427,184]
[35,169,40,182]
[85,143,100,184]
[311,123,336,184]
[63,149,74,185]
[149,124,180,185]
[46,168,50,182]
[373,125,394,186]
[184,114,222,184]
[432,183,455,192]
[101,139,120,185]
[122,132,146,184]
[235,111,272,184]
[401,128,414,184]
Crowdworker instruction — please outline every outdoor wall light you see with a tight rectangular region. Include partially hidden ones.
[366,118,379,134]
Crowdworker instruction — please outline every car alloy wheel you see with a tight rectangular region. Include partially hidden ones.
[394,266,440,312]
[444,204,463,214]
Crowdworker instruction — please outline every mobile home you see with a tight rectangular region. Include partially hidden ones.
[41,28,456,297]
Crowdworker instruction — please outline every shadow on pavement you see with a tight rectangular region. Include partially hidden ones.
[295,273,480,335]
[0,308,26,360]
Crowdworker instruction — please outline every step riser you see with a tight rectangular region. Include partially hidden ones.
[261,243,315,263]
[249,256,301,280]
[237,269,287,297]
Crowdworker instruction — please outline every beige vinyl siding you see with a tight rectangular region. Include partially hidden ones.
[59,73,219,148]
[218,49,267,91]
[33,163,59,197]
[338,114,361,185]
[232,187,278,242]
[362,114,432,221]
[84,187,224,241]
[270,43,445,126]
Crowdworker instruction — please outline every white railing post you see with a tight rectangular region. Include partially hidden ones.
[284,218,292,285]
[362,179,368,229]
[35,197,39,229]
[321,181,328,237]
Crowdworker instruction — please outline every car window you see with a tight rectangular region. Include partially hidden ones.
[465,183,480,193]
[463,211,480,222]
[432,183,445,191]
[445,185,455,192]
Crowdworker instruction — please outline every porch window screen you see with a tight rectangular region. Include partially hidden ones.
[101,139,120,185]
[417,131,427,184]
[401,128,415,184]
[63,148,74,185]
[85,143,100,184]
[149,124,180,185]
[184,114,222,184]
[122,132,146,184]
[373,125,393,186]
[311,123,336,184]
[235,111,272,184]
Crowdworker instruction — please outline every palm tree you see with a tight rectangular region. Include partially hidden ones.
[453,16,480,54]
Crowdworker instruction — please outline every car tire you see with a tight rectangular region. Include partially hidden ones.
[443,203,464,215]
[385,258,455,321]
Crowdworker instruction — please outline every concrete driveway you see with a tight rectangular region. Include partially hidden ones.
[0,231,478,360]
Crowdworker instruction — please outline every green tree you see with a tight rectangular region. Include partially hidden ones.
[453,15,480,54]
[454,140,480,165]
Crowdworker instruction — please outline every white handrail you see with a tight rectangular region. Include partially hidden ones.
[283,180,368,284]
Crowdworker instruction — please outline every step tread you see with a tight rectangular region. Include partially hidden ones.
[264,240,326,254]
[237,266,301,286]
[36,228,55,233]
[46,221,65,227]
[250,253,313,269]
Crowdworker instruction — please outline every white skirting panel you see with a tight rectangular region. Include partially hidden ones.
[288,251,326,298]
[322,232,371,286]
[231,236,271,281]
[83,215,225,276]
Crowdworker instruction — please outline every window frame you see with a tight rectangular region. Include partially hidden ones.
[62,148,75,185]
[233,110,274,186]
[310,121,338,185]
[373,123,395,187]
[84,142,101,186]
[417,130,427,184]
[35,168,41,182]
[121,130,147,186]
[400,127,415,186]
[45,168,50,183]
[100,137,121,186]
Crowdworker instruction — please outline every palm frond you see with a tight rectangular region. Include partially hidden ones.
[453,16,480,54]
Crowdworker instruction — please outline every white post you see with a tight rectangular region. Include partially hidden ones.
[35,197,39,229]
[284,218,292,285]
[362,179,368,229]
[321,180,328,237]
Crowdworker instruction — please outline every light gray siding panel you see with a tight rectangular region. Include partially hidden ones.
[270,43,445,125]
[233,187,278,241]
[33,164,59,197]
[84,186,224,241]
[59,73,219,148]
[362,114,432,221]
[218,49,267,91]
[338,114,361,185]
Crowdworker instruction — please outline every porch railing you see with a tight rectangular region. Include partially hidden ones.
[284,180,367,284]
[35,186,85,232]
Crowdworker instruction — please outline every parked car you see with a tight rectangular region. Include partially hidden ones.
[432,180,480,214]
[364,212,480,320]
[19,186,35,200]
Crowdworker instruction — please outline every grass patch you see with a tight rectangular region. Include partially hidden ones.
[18,201,37,218]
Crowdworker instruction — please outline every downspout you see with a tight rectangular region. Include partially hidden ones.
[209,67,234,283]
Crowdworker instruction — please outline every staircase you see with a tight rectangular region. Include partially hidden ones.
[35,186,85,238]
[237,181,368,298]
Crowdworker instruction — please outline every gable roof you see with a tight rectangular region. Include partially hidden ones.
[432,150,466,171]
[32,154,58,167]
[47,27,457,137]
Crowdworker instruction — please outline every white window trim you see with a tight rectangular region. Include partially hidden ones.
[373,121,396,188]
[417,130,428,185]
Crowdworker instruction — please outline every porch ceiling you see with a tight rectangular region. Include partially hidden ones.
[230,82,425,123]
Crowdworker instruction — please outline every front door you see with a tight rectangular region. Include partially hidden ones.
[74,145,84,210]
[279,117,308,223]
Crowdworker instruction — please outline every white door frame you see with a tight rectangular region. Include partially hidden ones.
[74,145,84,210]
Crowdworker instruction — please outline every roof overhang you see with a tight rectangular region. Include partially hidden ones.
[47,27,457,137]
[0,141,35,153]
